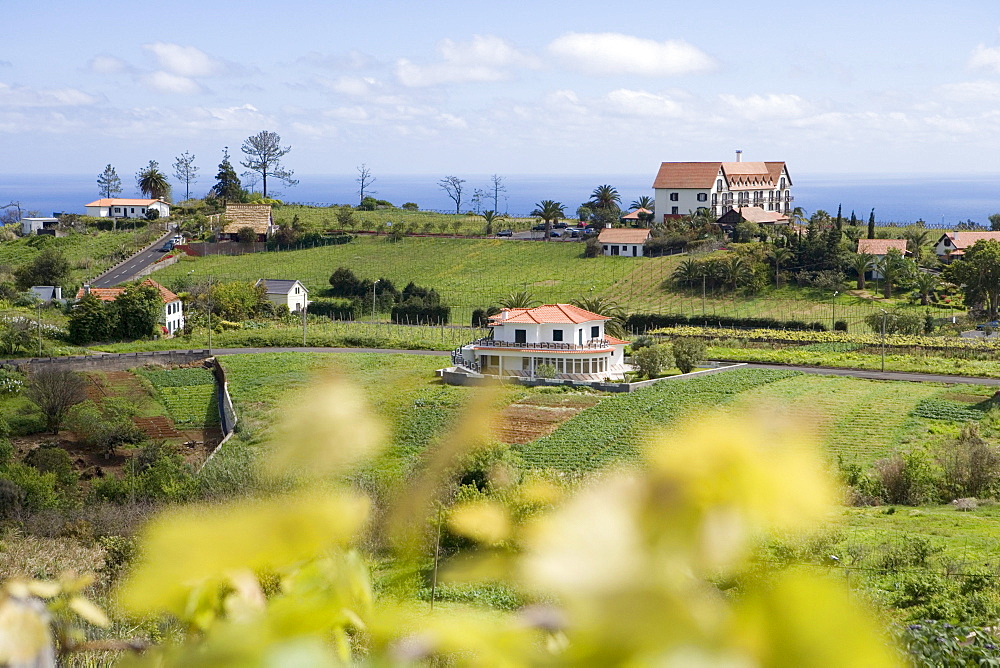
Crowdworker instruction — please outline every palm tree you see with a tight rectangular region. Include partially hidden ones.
[136,160,170,200]
[912,271,940,306]
[903,229,930,263]
[769,247,794,288]
[570,296,628,339]
[787,206,807,228]
[878,248,912,299]
[589,185,621,211]
[722,255,753,291]
[498,290,538,309]
[850,253,875,290]
[481,210,500,236]
[672,258,704,288]
[630,195,654,211]
[531,200,565,241]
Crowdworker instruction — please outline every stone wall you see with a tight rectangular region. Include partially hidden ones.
[9,350,212,374]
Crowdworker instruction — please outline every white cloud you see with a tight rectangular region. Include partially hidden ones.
[88,55,129,74]
[143,42,226,77]
[938,80,1000,103]
[141,71,203,95]
[719,93,809,120]
[604,89,683,117]
[548,33,714,76]
[969,44,1000,73]
[396,35,538,87]
[0,81,98,107]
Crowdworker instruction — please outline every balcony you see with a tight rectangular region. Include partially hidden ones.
[468,337,613,351]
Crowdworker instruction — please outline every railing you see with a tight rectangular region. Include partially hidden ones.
[469,337,613,351]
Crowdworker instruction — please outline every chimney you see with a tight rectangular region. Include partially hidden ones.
[83,284,90,295]
[54,287,62,301]
[735,149,743,162]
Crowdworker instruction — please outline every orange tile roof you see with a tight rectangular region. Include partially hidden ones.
[937,231,1000,251]
[76,279,179,303]
[604,335,630,345]
[85,198,164,207]
[489,304,610,325]
[653,162,721,189]
[598,228,652,244]
[857,239,909,256]
[735,206,788,224]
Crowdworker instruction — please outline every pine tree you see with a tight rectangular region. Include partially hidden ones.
[97,164,122,198]
[212,148,243,204]
[867,209,876,239]
[835,204,843,231]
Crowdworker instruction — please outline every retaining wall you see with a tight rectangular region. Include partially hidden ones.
[9,349,212,374]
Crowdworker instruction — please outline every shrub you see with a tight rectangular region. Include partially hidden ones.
[307,298,358,321]
[402,202,419,211]
[534,363,557,379]
[875,449,940,505]
[24,443,77,491]
[938,423,1000,499]
[629,335,655,353]
[671,337,707,374]
[834,320,849,332]
[236,226,257,243]
[632,344,672,378]
[626,313,828,332]
[584,237,601,258]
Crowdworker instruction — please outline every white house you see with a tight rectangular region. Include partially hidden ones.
[653,151,792,221]
[21,217,59,235]
[856,238,910,279]
[597,228,651,256]
[453,304,630,380]
[75,279,185,336]
[85,198,170,219]
[933,231,1000,263]
[255,279,308,312]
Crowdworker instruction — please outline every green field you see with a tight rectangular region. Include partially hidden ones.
[136,366,218,428]
[153,235,914,329]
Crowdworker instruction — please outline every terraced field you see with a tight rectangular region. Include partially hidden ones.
[136,366,218,428]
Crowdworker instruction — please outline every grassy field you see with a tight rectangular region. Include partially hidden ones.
[272,204,538,235]
[153,235,918,329]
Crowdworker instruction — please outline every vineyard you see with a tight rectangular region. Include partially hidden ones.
[136,366,218,428]
[516,368,802,472]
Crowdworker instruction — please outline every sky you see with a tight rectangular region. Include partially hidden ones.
[3,0,1000,183]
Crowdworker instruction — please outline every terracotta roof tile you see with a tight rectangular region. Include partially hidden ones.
[76,279,178,303]
[857,239,909,256]
[85,198,164,207]
[604,335,630,345]
[621,208,652,220]
[488,304,611,325]
[735,206,788,224]
[598,228,651,244]
[937,231,1000,251]
[653,162,721,189]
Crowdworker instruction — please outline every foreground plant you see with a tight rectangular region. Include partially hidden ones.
[5,373,898,665]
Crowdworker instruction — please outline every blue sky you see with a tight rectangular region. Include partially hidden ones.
[3,0,1000,179]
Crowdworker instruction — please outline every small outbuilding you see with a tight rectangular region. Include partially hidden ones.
[21,217,60,235]
[255,279,308,313]
[220,204,275,241]
[597,228,652,256]
[856,238,910,280]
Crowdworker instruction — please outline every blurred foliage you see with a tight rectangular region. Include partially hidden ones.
[0,374,901,666]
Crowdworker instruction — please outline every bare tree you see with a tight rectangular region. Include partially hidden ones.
[240,130,299,197]
[439,176,465,214]
[241,171,260,193]
[0,201,23,226]
[172,151,199,201]
[357,164,376,204]
[26,367,87,434]
[489,174,507,213]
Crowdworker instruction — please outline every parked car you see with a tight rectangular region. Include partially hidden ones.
[531,223,546,231]
[549,230,562,238]
[171,235,184,245]
[158,241,174,252]
[568,229,580,238]
[553,221,569,229]
[496,229,513,237]
[976,320,1000,331]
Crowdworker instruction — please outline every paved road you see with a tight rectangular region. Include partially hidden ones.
[91,231,174,288]
[736,362,1000,386]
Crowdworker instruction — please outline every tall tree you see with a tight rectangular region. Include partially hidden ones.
[903,229,930,264]
[26,368,86,434]
[531,199,565,241]
[877,247,911,299]
[111,283,162,340]
[97,164,122,198]
[212,148,243,204]
[240,130,298,197]
[630,195,654,211]
[835,204,843,231]
[867,209,876,239]
[989,213,1000,231]
[489,174,507,213]
[172,151,199,201]
[912,271,940,306]
[589,185,621,211]
[849,253,875,290]
[569,296,627,338]
[136,160,170,200]
[945,239,1000,319]
[439,176,465,214]
[356,164,376,205]
[769,247,794,288]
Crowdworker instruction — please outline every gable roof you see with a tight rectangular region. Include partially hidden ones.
[936,231,1000,254]
[653,162,721,189]
[598,228,652,244]
[734,206,788,224]
[857,238,909,256]
[621,208,652,220]
[489,304,610,325]
[255,279,306,295]
[85,198,165,207]
[222,203,273,234]
[75,279,178,303]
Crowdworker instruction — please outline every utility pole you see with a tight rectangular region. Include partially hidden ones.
[372,279,380,323]
[880,308,888,372]
[36,303,42,357]
[832,291,838,330]
[301,302,308,346]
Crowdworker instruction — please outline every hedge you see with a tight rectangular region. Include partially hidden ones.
[308,297,358,320]
[626,313,828,332]
[391,302,451,325]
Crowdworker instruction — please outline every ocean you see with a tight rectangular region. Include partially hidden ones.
[1,172,998,227]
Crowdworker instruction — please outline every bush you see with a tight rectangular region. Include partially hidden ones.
[402,202,419,211]
[626,313,828,332]
[534,363,557,379]
[391,300,450,325]
[632,344,673,378]
[471,306,501,328]
[671,337,707,374]
[865,309,923,335]
[584,237,601,258]
[307,297,358,321]
[875,449,940,505]
[834,320,849,332]
[938,423,1000,499]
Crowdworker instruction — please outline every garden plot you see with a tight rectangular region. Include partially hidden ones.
[134,366,219,432]
[493,394,601,444]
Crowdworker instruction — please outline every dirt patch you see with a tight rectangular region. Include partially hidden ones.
[103,371,151,399]
[494,397,601,444]
[133,416,182,439]
[942,392,993,404]
[530,279,560,286]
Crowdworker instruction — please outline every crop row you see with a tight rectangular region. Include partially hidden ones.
[910,398,989,422]
[652,326,1000,351]
[516,369,802,472]
[157,385,218,426]
[137,367,215,388]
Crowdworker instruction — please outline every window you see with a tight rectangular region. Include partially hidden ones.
[130,208,135,214]
[514,329,526,344]
[591,325,599,338]
[294,287,300,294]
[553,329,564,342]
[780,178,786,189]
[671,206,679,215]
[717,179,723,191]
[697,193,707,202]
[712,193,717,205]
[669,192,679,201]
[114,207,120,213]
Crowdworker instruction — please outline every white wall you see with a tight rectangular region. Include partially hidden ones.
[164,300,184,335]
[654,187,711,220]
[492,320,605,344]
